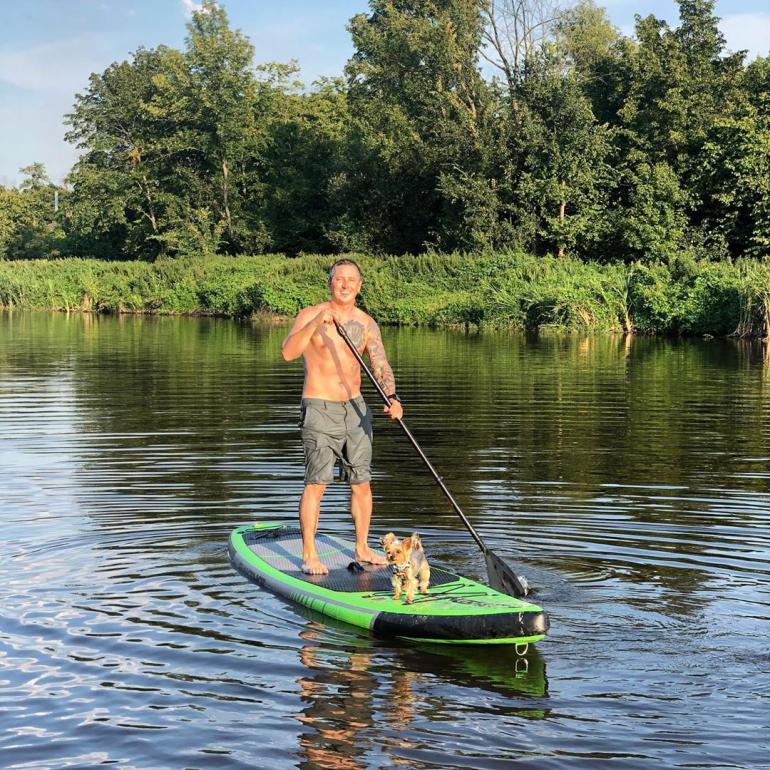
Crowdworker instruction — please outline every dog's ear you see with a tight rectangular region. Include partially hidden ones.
[401,536,413,552]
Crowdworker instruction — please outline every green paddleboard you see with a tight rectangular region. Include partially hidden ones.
[229,522,549,645]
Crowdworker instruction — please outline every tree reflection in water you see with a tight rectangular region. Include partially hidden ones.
[292,610,550,769]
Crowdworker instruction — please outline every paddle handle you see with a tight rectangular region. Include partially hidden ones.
[333,320,487,552]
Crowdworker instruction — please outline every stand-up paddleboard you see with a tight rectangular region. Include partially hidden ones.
[229,522,549,645]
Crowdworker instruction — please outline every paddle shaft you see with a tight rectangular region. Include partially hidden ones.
[333,320,487,552]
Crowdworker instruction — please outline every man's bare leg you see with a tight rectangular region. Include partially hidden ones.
[300,483,329,574]
[350,481,386,565]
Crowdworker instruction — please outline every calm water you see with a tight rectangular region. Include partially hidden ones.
[1,311,769,770]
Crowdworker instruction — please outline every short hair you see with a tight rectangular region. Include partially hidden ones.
[328,258,362,281]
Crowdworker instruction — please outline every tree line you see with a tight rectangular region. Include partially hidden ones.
[1,0,768,264]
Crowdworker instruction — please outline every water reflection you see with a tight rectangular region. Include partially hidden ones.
[296,626,377,770]
[2,311,770,770]
[293,615,549,770]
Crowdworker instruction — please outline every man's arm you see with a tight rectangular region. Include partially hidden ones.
[365,319,403,419]
[281,305,331,361]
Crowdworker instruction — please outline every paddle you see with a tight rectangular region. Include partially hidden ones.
[333,320,529,598]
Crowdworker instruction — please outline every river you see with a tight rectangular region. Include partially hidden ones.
[1,311,768,769]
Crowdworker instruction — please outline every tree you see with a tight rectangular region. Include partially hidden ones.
[176,1,264,253]
[64,2,278,258]
[18,163,51,191]
[261,77,354,254]
[505,54,612,257]
[0,165,65,259]
[700,105,770,259]
[612,156,690,262]
[555,0,631,125]
[26,0,769,264]
[345,0,492,253]
[697,55,770,259]
[0,187,27,258]
[481,0,563,96]
[620,1,744,180]
[65,46,180,258]
[744,55,770,115]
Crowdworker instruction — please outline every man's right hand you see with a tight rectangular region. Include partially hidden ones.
[283,305,336,362]
[314,306,335,329]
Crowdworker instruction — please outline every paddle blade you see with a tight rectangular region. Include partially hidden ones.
[485,549,529,598]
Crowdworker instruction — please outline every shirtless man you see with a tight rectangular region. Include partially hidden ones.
[281,259,403,575]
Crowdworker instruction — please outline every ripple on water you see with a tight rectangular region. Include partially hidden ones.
[1,315,770,769]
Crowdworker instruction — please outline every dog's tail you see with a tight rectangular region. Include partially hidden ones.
[411,533,423,551]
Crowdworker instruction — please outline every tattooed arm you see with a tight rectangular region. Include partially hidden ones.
[365,318,403,419]
[365,318,395,394]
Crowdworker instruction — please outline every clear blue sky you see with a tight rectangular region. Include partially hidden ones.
[1,0,768,186]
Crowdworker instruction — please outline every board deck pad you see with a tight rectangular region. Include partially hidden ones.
[230,522,550,645]
[242,526,460,592]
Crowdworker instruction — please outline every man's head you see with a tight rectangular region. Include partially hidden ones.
[328,258,362,283]
[327,259,362,305]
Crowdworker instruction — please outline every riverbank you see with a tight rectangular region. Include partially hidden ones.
[1,253,768,337]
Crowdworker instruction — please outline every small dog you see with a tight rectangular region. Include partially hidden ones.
[380,532,430,604]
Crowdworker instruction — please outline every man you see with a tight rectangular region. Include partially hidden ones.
[281,259,403,575]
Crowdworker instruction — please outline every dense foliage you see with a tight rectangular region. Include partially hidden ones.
[1,0,768,265]
[2,252,768,338]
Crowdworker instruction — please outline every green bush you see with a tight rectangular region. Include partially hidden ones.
[628,262,683,333]
[1,252,768,337]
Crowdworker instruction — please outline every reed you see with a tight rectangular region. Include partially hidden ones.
[1,253,768,338]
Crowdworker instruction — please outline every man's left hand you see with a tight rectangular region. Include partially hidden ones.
[384,400,403,420]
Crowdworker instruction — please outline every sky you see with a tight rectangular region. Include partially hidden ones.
[0,0,768,187]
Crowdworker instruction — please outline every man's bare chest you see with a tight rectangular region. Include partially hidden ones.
[306,332,362,367]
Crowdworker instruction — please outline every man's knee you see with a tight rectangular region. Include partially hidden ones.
[350,481,371,497]
[302,483,327,500]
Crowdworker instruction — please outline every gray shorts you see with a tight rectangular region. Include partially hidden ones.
[300,396,373,485]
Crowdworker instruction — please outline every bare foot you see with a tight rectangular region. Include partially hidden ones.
[354,547,387,566]
[302,558,329,575]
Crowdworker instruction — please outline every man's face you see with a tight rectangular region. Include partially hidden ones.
[328,264,362,304]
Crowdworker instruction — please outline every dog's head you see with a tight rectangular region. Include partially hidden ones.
[380,532,400,561]
[385,534,420,571]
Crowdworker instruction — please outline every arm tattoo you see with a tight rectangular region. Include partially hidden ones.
[365,320,396,395]
[343,320,366,351]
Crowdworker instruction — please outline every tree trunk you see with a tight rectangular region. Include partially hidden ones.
[138,175,158,234]
[222,157,233,242]
[558,179,566,257]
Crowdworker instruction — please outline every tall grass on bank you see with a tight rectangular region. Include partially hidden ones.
[1,253,769,337]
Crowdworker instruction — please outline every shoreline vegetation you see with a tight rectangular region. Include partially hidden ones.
[2,3,768,339]
[1,253,768,338]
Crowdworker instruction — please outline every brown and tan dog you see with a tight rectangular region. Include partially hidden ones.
[380,532,430,604]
